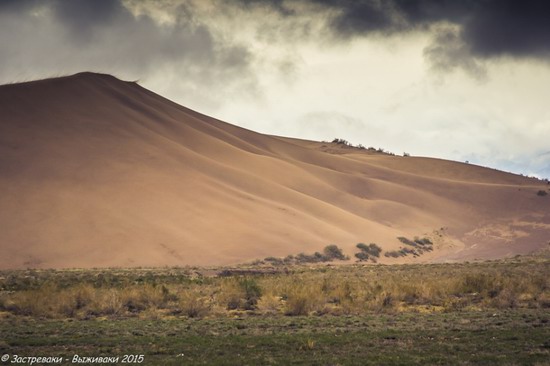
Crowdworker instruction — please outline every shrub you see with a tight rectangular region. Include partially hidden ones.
[367,243,382,257]
[397,237,417,247]
[537,190,548,196]
[178,293,210,318]
[414,237,433,246]
[219,279,244,310]
[400,247,418,256]
[239,277,262,310]
[355,252,370,262]
[396,236,433,255]
[382,293,393,308]
[120,285,167,313]
[332,138,350,146]
[271,245,348,265]
[295,253,312,263]
[295,252,323,263]
[264,256,284,265]
[356,243,368,251]
[284,285,323,316]
[285,294,310,316]
[384,249,413,258]
[323,245,347,260]
[218,277,263,311]
[355,243,382,262]
[283,255,295,264]
[384,251,401,258]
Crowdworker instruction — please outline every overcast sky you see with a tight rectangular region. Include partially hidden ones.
[1,0,549,178]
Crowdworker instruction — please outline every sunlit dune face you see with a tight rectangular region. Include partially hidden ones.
[0,73,548,269]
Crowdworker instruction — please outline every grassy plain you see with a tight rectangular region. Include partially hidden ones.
[0,255,549,365]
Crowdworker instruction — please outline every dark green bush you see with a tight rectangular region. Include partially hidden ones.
[264,257,284,265]
[323,245,347,260]
[332,138,350,146]
[355,243,382,262]
[414,237,433,246]
[355,252,370,261]
[397,237,417,247]
[396,237,433,255]
[367,243,382,257]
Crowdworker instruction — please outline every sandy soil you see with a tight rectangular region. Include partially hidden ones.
[1,72,548,268]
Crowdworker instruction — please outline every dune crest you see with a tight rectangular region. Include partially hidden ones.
[0,73,548,269]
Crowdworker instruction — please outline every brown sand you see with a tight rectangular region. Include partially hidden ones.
[0,72,548,269]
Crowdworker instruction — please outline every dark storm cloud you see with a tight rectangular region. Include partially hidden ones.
[0,0,37,10]
[396,0,550,60]
[241,0,550,61]
[462,1,550,58]
[52,0,124,40]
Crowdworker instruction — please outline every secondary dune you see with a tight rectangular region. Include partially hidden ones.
[0,72,548,269]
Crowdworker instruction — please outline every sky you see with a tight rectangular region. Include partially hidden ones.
[1,0,549,178]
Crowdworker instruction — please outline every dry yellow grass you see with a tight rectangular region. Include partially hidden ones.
[0,258,548,319]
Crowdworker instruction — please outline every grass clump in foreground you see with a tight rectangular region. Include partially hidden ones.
[0,257,549,364]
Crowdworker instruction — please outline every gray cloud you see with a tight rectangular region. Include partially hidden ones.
[53,0,123,40]
[423,25,487,80]
[234,0,550,74]
[319,0,403,35]
[0,0,258,110]
[3,0,549,88]
[311,0,550,59]
[462,1,550,59]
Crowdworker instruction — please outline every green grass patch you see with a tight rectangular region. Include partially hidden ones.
[1,311,549,365]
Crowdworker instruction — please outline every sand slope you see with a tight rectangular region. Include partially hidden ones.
[0,72,548,269]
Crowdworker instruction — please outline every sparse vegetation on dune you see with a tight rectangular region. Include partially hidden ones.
[330,138,397,155]
[261,245,349,265]
[262,237,437,266]
[384,236,434,258]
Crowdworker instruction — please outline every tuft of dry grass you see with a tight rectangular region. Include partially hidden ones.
[283,282,325,316]
[178,289,211,318]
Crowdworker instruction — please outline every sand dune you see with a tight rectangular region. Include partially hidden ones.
[0,72,548,269]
